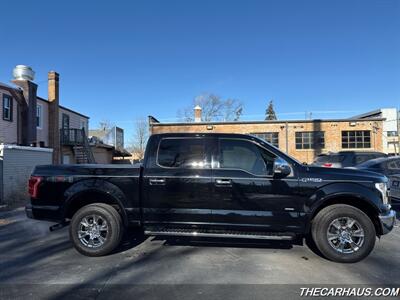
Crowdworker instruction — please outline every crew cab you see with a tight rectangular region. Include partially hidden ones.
[26,133,396,263]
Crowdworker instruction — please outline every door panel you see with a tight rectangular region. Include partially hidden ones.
[143,169,214,225]
[142,137,215,227]
[211,138,305,233]
[212,170,304,232]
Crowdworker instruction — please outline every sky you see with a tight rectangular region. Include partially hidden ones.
[0,0,399,141]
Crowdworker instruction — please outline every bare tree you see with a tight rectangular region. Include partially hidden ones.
[98,119,114,131]
[178,93,243,122]
[129,118,149,161]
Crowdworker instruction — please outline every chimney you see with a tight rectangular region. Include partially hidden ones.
[11,65,37,146]
[194,105,202,122]
[48,71,60,164]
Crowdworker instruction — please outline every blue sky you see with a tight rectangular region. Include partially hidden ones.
[0,0,399,141]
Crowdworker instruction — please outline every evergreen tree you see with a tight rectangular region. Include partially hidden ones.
[265,100,277,120]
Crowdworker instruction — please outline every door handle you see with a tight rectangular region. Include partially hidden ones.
[215,178,232,186]
[149,178,166,185]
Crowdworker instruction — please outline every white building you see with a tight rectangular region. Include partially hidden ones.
[352,108,399,155]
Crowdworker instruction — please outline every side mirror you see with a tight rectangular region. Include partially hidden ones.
[273,158,291,178]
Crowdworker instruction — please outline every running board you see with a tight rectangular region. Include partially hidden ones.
[145,229,295,241]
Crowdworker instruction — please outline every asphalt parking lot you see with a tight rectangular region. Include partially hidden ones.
[0,207,399,299]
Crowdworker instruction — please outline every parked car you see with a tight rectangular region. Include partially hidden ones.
[390,175,400,204]
[26,133,396,263]
[313,151,387,168]
[356,156,400,203]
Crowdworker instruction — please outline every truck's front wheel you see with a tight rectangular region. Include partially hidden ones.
[69,203,123,256]
[311,204,376,263]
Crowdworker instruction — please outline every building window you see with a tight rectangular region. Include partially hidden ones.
[62,113,70,129]
[342,130,371,149]
[36,104,42,128]
[251,132,279,148]
[295,131,325,149]
[387,131,398,137]
[80,119,86,131]
[2,94,12,121]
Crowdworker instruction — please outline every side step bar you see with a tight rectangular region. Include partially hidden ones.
[145,230,295,241]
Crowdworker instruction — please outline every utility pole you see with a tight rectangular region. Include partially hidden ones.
[285,122,289,154]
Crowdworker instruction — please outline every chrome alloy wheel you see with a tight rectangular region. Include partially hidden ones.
[78,214,109,248]
[326,217,365,254]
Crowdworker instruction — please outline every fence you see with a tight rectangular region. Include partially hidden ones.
[0,145,53,209]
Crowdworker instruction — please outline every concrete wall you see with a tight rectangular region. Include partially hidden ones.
[0,90,18,144]
[0,145,53,208]
[150,119,384,164]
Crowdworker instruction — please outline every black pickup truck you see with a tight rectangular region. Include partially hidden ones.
[26,133,396,263]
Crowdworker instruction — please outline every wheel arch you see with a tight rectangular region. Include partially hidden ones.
[61,179,129,226]
[307,194,382,236]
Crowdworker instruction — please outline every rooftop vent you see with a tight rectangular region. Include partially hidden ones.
[13,65,35,81]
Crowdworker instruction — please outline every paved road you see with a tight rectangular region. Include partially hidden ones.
[0,208,399,299]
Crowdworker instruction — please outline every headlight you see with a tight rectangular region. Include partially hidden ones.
[375,182,388,204]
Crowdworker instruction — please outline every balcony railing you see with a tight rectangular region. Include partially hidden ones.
[60,128,86,145]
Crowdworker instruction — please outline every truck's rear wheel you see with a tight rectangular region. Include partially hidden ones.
[69,203,123,256]
[311,204,376,263]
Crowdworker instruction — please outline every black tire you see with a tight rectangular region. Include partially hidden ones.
[69,203,124,256]
[311,204,376,263]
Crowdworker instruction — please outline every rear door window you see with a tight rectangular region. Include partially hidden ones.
[157,138,210,168]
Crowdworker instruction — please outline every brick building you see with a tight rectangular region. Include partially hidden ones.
[148,109,384,164]
[0,66,92,164]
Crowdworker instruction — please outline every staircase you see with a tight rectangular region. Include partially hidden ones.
[73,145,91,164]
[61,128,96,164]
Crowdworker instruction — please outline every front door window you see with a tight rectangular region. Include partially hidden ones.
[219,138,275,176]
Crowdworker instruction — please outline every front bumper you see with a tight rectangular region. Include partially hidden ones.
[379,209,396,235]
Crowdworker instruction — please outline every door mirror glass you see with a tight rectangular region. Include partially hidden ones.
[273,157,291,178]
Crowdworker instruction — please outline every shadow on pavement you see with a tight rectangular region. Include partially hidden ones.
[1,209,399,299]
[114,228,148,253]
